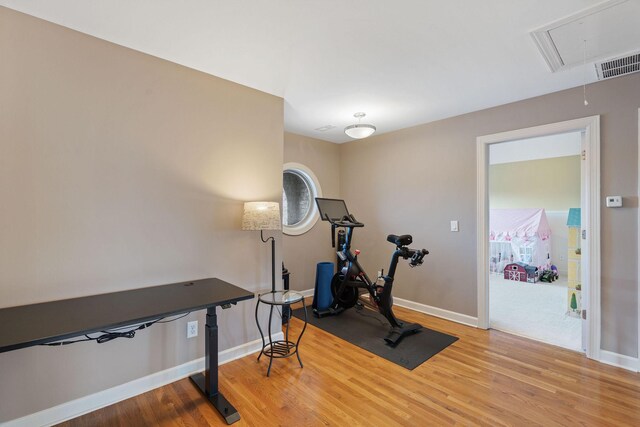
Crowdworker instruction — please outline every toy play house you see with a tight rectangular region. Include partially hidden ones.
[504,262,539,283]
[489,208,552,274]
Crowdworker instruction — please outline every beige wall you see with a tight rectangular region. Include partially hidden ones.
[340,72,639,357]
[2,7,638,423]
[283,133,341,291]
[0,7,283,422]
[490,155,581,275]
[490,156,581,210]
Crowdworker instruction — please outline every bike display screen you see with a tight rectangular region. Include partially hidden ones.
[315,198,350,221]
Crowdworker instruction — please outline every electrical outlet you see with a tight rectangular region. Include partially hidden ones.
[187,321,198,338]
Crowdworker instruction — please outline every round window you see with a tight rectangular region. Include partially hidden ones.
[282,162,322,235]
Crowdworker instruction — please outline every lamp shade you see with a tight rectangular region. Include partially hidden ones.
[242,202,281,231]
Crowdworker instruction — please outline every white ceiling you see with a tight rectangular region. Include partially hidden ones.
[490,132,582,165]
[531,0,640,71]
[1,0,632,143]
[548,0,640,66]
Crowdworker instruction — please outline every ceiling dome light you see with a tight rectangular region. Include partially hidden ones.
[344,112,376,139]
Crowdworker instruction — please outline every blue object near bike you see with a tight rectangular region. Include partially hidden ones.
[313,262,334,311]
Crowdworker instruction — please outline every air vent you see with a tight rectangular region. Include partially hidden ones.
[595,52,640,80]
[531,0,640,72]
[314,125,335,132]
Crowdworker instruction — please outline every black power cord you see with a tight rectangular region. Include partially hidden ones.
[40,312,191,347]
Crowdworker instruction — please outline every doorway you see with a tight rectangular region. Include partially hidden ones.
[487,132,582,350]
[477,116,601,360]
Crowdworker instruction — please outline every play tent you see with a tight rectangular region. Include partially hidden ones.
[489,208,552,274]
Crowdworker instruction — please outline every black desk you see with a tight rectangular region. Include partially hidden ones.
[0,278,254,424]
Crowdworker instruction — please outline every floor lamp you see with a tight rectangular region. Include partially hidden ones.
[242,201,281,293]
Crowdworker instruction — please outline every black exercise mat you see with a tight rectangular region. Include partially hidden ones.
[292,307,458,370]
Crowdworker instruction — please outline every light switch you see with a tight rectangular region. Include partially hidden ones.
[605,196,622,208]
[450,220,459,232]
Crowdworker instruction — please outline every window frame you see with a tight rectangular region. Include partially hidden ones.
[282,162,322,236]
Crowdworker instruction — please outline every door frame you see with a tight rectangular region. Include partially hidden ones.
[476,116,601,360]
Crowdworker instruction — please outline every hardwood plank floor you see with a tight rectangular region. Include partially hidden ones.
[58,302,640,426]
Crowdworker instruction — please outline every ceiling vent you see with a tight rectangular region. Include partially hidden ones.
[594,52,640,80]
[314,125,336,132]
[531,0,640,72]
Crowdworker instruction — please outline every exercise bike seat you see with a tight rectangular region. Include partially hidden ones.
[387,234,412,247]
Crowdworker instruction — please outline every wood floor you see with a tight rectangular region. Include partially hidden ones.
[59,303,640,426]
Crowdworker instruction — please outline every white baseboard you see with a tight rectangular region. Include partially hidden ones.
[393,297,479,327]
[298,288,314,298]
[4,332,284,427]
[598,349,639,372]
[297,290,639,372]
[394,299,640,373]
[300,288,477,328]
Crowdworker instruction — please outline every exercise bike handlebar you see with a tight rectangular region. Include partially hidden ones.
[409,248,429,267]
[399,247,429,267]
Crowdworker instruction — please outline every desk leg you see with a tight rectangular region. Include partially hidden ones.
[189,307,240,424]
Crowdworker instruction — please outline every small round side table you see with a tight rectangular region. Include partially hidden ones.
[255,290,308,376]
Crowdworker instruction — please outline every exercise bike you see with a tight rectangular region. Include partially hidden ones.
[314,198,429,346]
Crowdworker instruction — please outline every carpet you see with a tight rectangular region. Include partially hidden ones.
[490,275,581,351]
[292,307,458,370]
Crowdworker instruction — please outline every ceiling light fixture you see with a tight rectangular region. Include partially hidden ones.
[344,112,376,139]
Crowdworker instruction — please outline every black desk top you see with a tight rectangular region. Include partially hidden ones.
[0,278,254,353]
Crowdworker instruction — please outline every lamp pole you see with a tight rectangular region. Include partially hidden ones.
[261,230,276,292]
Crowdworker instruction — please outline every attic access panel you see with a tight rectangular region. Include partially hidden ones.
[531,0,640,72]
